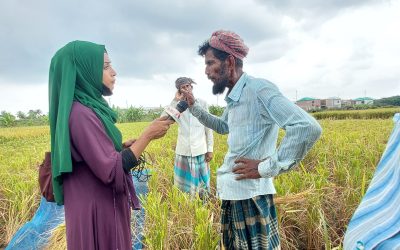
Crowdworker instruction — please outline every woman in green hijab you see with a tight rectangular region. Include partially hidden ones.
[49,40,173,249]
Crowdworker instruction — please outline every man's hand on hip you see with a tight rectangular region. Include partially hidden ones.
[232,157,262,180]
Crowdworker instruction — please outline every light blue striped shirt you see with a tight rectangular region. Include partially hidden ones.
[189,73,322,200]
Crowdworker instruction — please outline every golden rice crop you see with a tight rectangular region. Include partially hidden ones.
[312,107,400,120]
[0,118,395,249]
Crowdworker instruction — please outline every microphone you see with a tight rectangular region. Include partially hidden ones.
[166,100,189,121]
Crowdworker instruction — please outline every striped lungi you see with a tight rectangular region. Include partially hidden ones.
[173,154,210,197]
[221,194,280,250]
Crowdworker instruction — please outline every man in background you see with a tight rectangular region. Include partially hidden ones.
[166,77,214,198]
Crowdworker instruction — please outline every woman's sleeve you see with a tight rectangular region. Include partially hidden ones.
[69,106,124,192]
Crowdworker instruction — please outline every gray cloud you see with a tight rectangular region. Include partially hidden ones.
[0,0,288,83]
[255,0,389,33]
[256,0,386,19]
[0,0,398,111]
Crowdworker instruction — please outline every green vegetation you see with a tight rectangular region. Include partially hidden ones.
[374,95,400,106]
[312,107,400,120]
[114,106,164,123]
[0,112,397,249]
[209,105,225,116]
[3,101,400,128]
[0,110,48,127]
[0,107,164,128]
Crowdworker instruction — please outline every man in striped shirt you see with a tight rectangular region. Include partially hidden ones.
[182,30,322,249]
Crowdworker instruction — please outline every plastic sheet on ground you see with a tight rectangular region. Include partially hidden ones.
[5,197,64,250]
[6,171,149,250]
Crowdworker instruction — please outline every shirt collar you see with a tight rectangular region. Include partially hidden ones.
[225,72,248,103]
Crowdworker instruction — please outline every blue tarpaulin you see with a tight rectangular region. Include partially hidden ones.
[5,196,64,250]
[344,114,400,250]
[6,171,149,250]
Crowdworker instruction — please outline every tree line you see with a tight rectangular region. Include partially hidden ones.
[0,105,226,128]
[374,95,400,106]
[3,95,399,127]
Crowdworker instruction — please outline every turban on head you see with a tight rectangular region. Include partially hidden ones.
[209,30,249,60]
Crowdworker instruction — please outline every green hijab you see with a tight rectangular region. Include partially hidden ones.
[49,41,122,205]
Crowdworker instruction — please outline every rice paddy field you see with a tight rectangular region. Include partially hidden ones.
[0,110,397,249]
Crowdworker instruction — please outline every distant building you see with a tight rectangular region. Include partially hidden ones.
[354,97,374,105]
[342,99,355,107]
[296,96,374,111]
[322,97,342,109]
[296,97,321,111]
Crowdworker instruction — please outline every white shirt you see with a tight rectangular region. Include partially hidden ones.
[169,98,213,157]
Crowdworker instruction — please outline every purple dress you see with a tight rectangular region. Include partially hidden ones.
[64,102,140,250]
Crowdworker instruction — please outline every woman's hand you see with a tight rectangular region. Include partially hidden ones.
[143,116,174,140]
[129,116,174,159]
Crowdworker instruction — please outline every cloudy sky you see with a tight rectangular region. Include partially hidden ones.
[1,0,399,114]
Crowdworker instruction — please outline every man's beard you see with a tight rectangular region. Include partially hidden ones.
[212,64,229,95]
[212,80,228,95]
[102,84,113,96]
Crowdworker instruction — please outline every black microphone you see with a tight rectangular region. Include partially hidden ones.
[167,100,189,120]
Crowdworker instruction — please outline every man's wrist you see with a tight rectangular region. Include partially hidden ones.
[258,159,272,178]
[257,157,281,178]
[189,101,202,116]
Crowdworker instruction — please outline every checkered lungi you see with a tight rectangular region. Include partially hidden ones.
[221,194,280,250]
[173,154,210,197]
